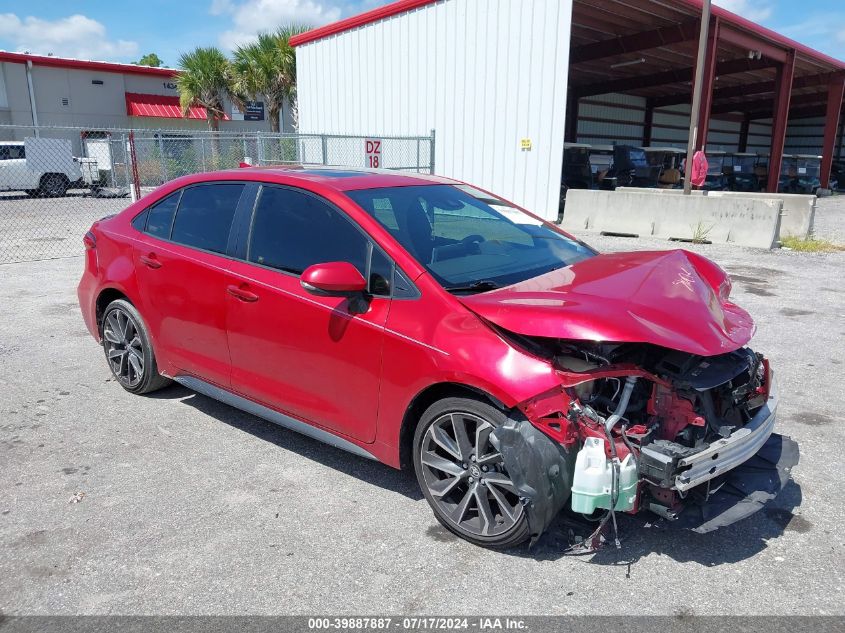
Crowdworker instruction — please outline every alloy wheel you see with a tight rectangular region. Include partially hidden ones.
[419,411,523,537]
[103,308,145,388]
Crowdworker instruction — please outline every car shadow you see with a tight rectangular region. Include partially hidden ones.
[521,479,803,566]
[0,191,90,201]
[145,383,424,501]
[145,383,803,562]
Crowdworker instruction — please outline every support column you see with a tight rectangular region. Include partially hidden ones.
[643,98,654,146]
[695,17,720,151]
[738,113,751,152]
[766,49,796,192]
[838,111,844,161]
[565,91,580,143]
[820,72,845,189]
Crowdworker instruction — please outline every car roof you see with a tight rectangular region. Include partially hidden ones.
[197,166,461,192]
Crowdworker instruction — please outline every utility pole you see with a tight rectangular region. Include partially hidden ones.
[684,0,712,194]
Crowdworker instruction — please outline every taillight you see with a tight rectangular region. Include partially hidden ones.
[83,231,96,250]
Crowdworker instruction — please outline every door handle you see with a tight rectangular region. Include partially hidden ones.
[227,284,259,302]
[140,253,162,269]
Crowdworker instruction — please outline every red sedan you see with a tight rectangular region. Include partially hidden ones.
[78,168,796,548]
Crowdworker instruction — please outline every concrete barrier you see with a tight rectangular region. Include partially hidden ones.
[561,189,783,249]
[617,187,815,239]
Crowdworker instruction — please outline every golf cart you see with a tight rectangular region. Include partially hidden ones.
[562,143,594,192]
[605,145,661,189]
[702,151,728,191]
[831,160,844,192]
[724,152,762,191]
[643,146,685,189]
[588,145,616,188]
[778,154,823,195]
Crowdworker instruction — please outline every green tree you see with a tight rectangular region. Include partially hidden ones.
[176,47,232,166]
[135,53,163,67]
[230,25,310,133]
[176,47,231,133]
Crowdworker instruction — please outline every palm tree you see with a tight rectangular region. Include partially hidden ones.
[230,25,310,133]
[176,47,231,133]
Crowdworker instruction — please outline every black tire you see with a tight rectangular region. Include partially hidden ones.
[39,173,69,198]
[101,299,170,395]
[413,396,530,548]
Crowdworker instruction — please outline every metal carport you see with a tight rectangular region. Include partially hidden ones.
[567,0,845,191]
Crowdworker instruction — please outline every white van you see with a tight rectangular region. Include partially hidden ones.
[0,139,98,197]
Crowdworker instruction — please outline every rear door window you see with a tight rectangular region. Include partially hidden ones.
[144,192,180,238]
[170,184,244,254]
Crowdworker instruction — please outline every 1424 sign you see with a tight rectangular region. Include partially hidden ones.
[365,139,382,168]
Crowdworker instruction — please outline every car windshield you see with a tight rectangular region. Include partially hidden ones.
[346,184,595,292]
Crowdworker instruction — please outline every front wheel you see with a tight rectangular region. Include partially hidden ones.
[101,299,170,394]
[413,397,529,548]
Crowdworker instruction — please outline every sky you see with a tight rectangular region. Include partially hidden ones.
[0,0,842,67]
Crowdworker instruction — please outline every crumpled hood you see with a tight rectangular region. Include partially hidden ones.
[460,249,755,357]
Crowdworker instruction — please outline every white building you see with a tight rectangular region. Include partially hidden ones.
[293,0,845,220]
[294,0,572,219]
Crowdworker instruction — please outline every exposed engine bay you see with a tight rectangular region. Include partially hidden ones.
[491,335,798,547]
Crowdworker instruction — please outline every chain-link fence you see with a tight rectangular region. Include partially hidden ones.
[0,124,435,264]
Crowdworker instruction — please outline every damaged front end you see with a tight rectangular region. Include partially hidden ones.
[493,338,799,545]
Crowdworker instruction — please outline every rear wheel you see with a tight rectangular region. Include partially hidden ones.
[413,397,529,548]
[39,173,69,197]
[101,299,170,394]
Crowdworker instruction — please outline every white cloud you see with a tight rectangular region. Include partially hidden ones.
[714,0,773,23]
[210,0,234,15]
[213,0,342,50]
[0,13,138,61]
[774,13,845,61]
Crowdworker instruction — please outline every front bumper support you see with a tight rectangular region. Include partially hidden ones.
[673,375,779,492]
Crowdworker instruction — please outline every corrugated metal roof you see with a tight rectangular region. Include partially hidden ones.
[0,50,177,77]
[124,93,225,120]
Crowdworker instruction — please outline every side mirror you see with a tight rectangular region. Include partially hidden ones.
[300,261,367,297]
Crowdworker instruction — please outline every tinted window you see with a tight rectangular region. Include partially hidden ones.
[131,209,149,232]
[145,192,180,239]
[171,184,244,254]
[368,245,393,296]
[248,186,371,280]
[347,185,594,292]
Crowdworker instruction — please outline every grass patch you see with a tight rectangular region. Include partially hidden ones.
[781,235,845,252]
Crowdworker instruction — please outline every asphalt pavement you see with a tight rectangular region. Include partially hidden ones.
[0,196,843,615]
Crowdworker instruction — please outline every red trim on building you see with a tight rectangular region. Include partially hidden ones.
[289,0,437,47]
[0,50,178,77]
[125,93,228,121]
[681,0,845,70]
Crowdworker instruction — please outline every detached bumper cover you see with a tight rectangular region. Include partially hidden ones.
[674,376,779,492]
[671,432,799,533]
